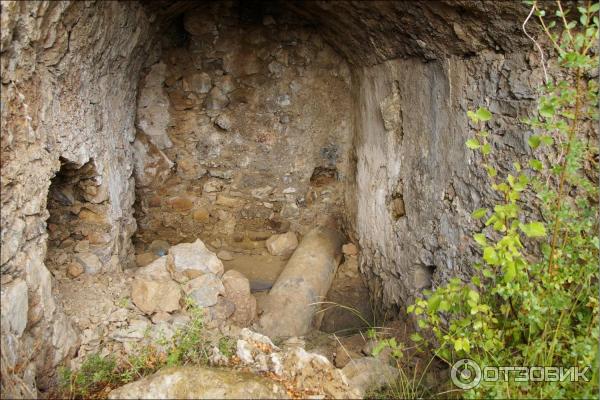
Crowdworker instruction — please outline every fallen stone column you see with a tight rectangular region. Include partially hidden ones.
[257,226,344,338]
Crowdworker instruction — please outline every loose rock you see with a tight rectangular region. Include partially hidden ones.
[110,319,150,342]
[342,356,400,396]
[131,279,181,315]
[168,239,224,276]
[207,297,236,325]
[135,256,171,281]
[205,86,229,110]
[67,262,84,278]
[222,270,257,326]
[215,114,232,131]
[266,231,298,257]
[75,252,102,274]
[183,273,225,307]
[135,252,157,267]
[217,250,234,261]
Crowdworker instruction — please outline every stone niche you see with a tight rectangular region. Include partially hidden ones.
[132,3,354,253]
[45,158,114,277]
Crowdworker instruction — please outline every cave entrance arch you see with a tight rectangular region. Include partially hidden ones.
[45,158,112,277]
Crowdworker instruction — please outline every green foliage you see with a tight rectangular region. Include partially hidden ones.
[164,300,210,366]
[372,337,404,360]
[58,301,222,399]
[58,354,119,398]
[119,344,163,384]
[218,336,236,357]
[116,297,130,309]
[409,2,599,398]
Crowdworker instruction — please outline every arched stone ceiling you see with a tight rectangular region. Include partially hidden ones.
[142,0,534,65]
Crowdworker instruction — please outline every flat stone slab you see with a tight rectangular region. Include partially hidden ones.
[108,366,289,399]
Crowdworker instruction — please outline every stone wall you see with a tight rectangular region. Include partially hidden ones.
[132,3,353,252]
[350,52,544,310]
[0,1,154,395]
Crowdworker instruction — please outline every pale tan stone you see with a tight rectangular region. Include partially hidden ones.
[266,232,298,257]
[67,262,84,278]
[131,279,181,315]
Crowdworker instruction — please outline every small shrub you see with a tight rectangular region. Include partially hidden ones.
[58,354,118,398]
[164,298,210,366]
[218,336,236,357]
[409,2,599,398]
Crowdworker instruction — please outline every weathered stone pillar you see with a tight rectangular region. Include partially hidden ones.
[257,226,344,338]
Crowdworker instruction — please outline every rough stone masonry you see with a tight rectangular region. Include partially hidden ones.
[1,1,546,397]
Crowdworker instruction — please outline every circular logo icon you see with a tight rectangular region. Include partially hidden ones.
[451,359,482,390]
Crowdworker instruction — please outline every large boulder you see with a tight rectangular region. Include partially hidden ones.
[108,366,289,399]
[168,239,224,277]
[222,270,257,327]
[235,328,360,399]
[131,279,181,315]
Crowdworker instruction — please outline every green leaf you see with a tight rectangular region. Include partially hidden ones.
[590,3,600,13]
[473,233,487,246]
[504,263,516,283]
[483,247,499,265]
[467,110,479,123]
[540,103,555,118]
[476,107,492,122]
[439,300,450,312]
[410,333,423,342]
[453,338,463,352]
[481,143,492,155]
[540,135,554,145]
[519,221,547,238]
[528,135,541,149]
[529,159,543,171]
[427,294,442,313]
[472,208,488,219]
[372,340,388,357]
[453,338,471,353]
[468,290,480,303]
[485,165,497,177]
[466,139,480,149]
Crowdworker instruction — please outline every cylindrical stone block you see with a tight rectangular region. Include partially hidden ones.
[257,226,344,338]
